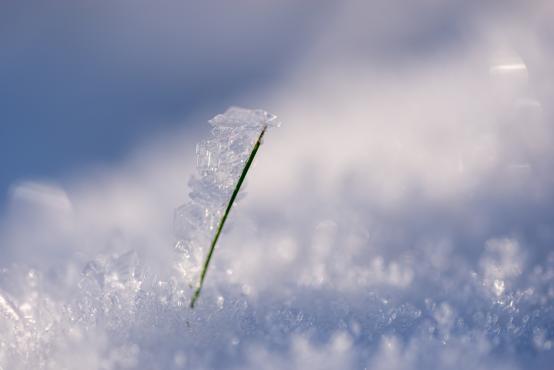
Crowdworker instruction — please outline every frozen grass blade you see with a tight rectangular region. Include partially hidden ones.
[190,125,268,308]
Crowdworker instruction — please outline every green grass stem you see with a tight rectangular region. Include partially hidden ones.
[190,125,268,308]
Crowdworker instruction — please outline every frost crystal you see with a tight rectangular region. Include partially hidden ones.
[174,107,279,284]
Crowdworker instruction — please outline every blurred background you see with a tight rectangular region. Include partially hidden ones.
[0,0,331,210]
[2,0,551,211]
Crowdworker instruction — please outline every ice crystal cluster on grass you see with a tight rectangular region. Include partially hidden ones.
[173,107,279,286]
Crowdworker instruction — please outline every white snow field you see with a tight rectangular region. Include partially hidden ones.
[1,1,554,369]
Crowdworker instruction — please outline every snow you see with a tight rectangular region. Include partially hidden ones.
[1,97,553,368]
[1,2,554,369]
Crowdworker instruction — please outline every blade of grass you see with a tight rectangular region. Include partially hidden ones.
[190,125,268,308]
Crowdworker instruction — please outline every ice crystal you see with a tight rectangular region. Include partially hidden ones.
[174,107,279,286]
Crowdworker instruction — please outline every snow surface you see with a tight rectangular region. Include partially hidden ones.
[1,1,554,369]
[1,95,553,368]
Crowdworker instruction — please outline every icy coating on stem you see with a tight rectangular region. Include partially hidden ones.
[173,107,279,286]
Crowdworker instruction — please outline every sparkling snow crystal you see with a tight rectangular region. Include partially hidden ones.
[173,107,279,285]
